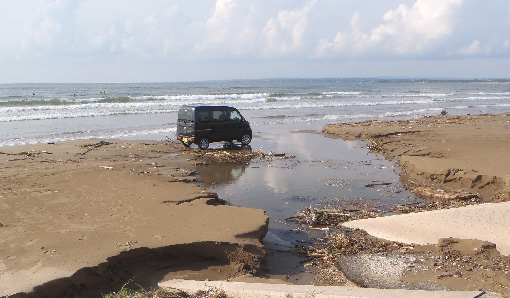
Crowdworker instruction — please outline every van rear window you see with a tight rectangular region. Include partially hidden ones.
[178,108,193,120]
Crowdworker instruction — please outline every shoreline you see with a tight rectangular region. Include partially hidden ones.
[0,140,269,297]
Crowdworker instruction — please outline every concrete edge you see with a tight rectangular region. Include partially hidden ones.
[159,279,502,298]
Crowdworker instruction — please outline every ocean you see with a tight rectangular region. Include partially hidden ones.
[1,78,510,147]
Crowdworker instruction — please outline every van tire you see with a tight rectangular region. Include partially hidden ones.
[240,133,252,145]
[198,138,210,150]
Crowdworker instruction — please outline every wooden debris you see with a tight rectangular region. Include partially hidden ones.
[185,149,292,164]
[77,141,113,156]
[412,186,480,201]
[292,206,378,228]
[366,139,384,152]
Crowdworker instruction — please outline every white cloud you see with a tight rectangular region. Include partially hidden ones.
[315,0,464,58]
[194,0,244,57]
[0,0,509,82]
[70,0,204,61]
[0,0,66,60]
[504,40,510,49]
[460,40,482,55]
[193,0,320,59]
[262,0,317,56]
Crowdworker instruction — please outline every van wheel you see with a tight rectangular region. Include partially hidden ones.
[240,133,252,145]
[198,138,210,150]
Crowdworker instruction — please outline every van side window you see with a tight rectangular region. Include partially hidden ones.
[197,111,212,123]
[212,110,228,122]
[230,110,242,122]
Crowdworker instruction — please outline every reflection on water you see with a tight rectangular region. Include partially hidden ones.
[197,163,248,188]
[195,123,419,283]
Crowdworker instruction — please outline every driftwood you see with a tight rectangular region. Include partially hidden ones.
[76,141,112,156]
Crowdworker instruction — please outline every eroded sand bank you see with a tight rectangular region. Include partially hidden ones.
[0,140,268,297]
[322,113,510,295]
[324,113,510,200]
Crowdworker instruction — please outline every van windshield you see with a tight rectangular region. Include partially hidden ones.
[230,110,242,122]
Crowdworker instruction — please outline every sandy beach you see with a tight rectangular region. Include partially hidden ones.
[324,113,510,201]
[322,113,510,296]
[0,140,268,297]
[3,113,510,297]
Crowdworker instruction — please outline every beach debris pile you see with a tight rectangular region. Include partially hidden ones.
[19,150,53,157]
[412,186,480,201]
[401,238,510,294]
[306,228,408,265]
[307,230,510,295]
[0,150,53,158]
[366,138,384,153]
[496,179,510,201]
[193,288,229,298]
[102,284,229,298]
[291,206,378,228]
[184,148,294,164]
[394,186,483,213]
[298,206,510,295]
[430,238,510,278]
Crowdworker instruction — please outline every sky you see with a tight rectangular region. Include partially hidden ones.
[0,0,509,83]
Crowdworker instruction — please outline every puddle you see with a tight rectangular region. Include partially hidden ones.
[195,123,420,283]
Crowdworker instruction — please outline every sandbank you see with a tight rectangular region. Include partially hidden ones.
[322,114,510,295]
[324,113,510,201]
[323,113,510,249]
[0,140,268,297]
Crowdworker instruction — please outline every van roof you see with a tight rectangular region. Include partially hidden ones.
[180,105,237,110]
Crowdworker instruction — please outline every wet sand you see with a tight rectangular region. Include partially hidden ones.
[0,140,268,297]
[4,113,510,296]
[323,113,510,200]
[322,113,510,296]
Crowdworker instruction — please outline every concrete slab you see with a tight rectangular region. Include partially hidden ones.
[343,202,510,256]
[159,279,501,298]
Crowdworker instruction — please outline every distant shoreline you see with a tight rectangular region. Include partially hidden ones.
[2,77,510,85]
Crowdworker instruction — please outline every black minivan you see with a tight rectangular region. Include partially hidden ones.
[176,105,252,149]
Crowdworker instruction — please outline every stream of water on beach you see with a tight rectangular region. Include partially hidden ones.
[196,121,420,282]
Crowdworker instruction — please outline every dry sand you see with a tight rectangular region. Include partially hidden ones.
[0,140,268,297]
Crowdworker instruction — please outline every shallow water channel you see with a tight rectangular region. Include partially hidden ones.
[196,122,420,283]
